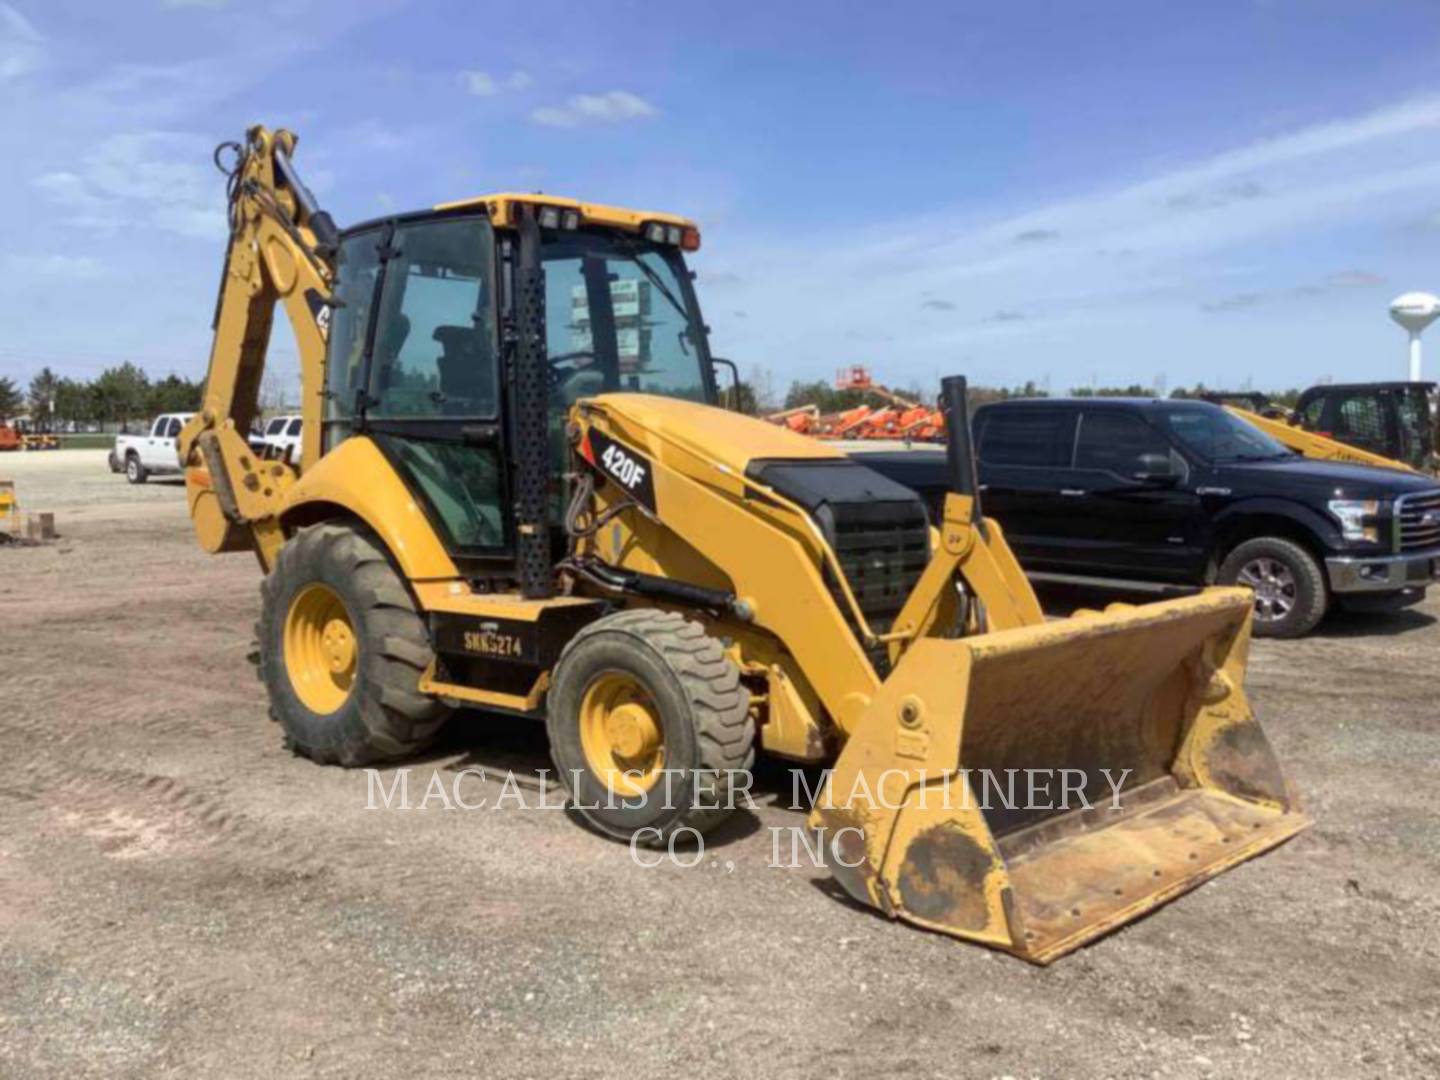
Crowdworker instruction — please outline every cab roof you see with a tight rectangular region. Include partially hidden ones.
[344,191,697,243]
[434,191,695,231]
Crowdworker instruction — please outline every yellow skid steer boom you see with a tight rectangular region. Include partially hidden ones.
[1225,405,1420,474]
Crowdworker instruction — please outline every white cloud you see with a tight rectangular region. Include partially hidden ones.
[343,118,408,151]
[0,2,43,81]
[462,69,532,97]
[530,90,657,128]
[5,253,106,279]
[707,94,1440,388]
[31,131,224,240]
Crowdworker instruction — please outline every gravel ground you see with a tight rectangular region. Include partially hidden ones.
[1,450,1437,1079]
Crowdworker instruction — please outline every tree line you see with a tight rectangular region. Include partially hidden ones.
[0,364,204,431]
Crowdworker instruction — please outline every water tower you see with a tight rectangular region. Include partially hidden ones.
[1388,292,1440,381]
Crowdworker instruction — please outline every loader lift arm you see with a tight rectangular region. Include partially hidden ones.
[178,126,339,567]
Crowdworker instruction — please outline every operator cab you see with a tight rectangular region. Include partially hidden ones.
[318,196,722,583]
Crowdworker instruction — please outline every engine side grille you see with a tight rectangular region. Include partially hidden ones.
[832,519,931,634]
[1397,490,1440,553]
[745,457,934,673]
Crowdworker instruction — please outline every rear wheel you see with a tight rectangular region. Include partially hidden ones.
[547,609,754,842]
[125,454,147,484]
[1219,536,1328,639]
[258,522,449,765]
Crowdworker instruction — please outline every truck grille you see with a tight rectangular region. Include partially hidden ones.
[1397,490,1440,552]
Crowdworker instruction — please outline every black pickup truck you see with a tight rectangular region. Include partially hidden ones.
[857,397,1440,638]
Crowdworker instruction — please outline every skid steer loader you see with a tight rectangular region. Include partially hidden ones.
[1201,388,1432,474]
[180,125,1307,963]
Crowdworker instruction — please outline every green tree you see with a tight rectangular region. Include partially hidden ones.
[148,373,203,414]
[0,376,21,418]
[720,380,759,415]
[92,362,151,431]
[27,367,59,430]
[53,378,91,427]
[1072,384,1152,398]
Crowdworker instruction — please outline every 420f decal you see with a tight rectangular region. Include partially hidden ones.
[584,430,658,512]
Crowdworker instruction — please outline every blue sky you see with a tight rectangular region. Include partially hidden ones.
[5,0,1440,397]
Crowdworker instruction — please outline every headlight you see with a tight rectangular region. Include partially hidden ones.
[1327,498,1383,543]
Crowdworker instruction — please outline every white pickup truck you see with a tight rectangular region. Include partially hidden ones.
[251,414,302,462]
[111,413,194,483]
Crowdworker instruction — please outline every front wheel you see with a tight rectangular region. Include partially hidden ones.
[1218,536,1328,639]
[258,522,450,765]
[547,609,755,843]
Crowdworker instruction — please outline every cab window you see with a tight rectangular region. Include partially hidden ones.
[323,227,383,439]
[1075,412,1172,476]
[1333,393,1385,445]
[368,216,498,419]
[976,408,1076,467]
[541,233,709,411]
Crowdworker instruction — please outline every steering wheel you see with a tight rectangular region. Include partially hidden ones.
[548,350,598,393]
[549,350,596,372]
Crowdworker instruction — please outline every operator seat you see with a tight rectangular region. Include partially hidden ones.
[433,325,496,413]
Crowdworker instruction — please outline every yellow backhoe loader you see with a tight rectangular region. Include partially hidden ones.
[180,125,1307,963]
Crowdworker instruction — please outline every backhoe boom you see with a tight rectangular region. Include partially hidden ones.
[178,126,336,566]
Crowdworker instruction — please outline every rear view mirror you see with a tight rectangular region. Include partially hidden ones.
[711,357,741,410]
[1134,452,1181,484]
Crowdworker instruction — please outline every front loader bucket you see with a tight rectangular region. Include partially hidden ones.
[810,588,1308,964]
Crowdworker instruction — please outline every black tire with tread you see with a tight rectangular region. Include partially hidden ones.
[125,454,147,484]
[547,609,754,842]
[1218,535,1328,639]
[258,521,449,766]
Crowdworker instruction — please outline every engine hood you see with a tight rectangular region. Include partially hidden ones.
[586,393,842,474]
[1217,456,1437,497]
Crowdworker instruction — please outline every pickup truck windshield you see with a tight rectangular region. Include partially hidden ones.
[1159,406,1294,463]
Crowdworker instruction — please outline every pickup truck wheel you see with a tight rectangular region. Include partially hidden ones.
[258,522,450,766]
[1219,537,1328,639]
[124,454,147,484]
[107,449,121,473]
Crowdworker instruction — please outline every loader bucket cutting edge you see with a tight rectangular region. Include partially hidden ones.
[809,587,1309,964]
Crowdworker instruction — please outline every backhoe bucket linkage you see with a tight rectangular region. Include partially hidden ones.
[810,587,1308,964]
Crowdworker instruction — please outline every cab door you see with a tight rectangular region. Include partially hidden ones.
[974,405,1082,570]
[326,214,515,576]
[1063,410,1203,580]
[1316,390,1393,459]
[143,416,172,468]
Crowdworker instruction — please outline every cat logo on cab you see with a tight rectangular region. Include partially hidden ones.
[583,429,658,512]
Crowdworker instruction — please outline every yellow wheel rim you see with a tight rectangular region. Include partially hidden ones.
[578,671,666,797]
[283,582,357,715]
